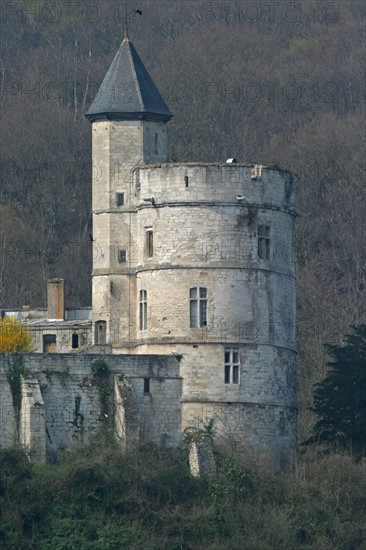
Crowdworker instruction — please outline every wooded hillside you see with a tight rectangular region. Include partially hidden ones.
[0,0,365,439]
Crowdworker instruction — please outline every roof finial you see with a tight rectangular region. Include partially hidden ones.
[123,4,143,42]
[123,0,129,42]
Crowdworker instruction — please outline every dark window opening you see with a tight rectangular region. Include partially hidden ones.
[118,249,126,263]
[116,192,125,206]
[154,133,158,154]
[144,378,150,394]
[184,176,189,187]
[72,333,79,349]
[43,334,56,353]
[146,230,153,258]
[258,225,270,260]
[139,290,147,330]
[224,364,230,384]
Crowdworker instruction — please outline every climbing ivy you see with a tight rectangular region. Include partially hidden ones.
[5,354,29,424]
[91,359,111,422]
[183,418,215,445]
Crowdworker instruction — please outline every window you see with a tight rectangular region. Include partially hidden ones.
[139,290,147,330]
[43,334,56,353]
[224,348,240,384]
[190,287,207,328]
[143,378,150,394]
[154,133,158,154]
[258,225,270,260]
[118,248,126,263]
[95,320,106,345]
[72,333,79,349]
[184,176,189,187]
[116,192,124,206]
[146,229,153,258]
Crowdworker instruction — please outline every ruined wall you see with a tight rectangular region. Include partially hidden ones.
[184,402,297,470]
[189,435,216,477]
[0,364,17,448]
[0,353,182,461]
[20,377,46,463]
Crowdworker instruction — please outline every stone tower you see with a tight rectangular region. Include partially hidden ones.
[86,35,173,347]
[87,38,298,467]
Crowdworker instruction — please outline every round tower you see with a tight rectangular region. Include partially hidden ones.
[128,163,298,466]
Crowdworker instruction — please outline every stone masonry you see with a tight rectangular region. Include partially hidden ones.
[0,353,182,461]
[86,37,298,469]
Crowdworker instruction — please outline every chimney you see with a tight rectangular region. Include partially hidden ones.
[47,279,64,321]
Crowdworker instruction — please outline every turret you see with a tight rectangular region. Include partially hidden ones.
[86,36,172,344]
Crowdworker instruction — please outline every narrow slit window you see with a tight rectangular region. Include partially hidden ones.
[184,176,189,187]
[146,229,153,258]
[258,225,270,260]
[72,333,79,349]
[154,133,158,155]
[139,290,147,331]
[143,378,150,394]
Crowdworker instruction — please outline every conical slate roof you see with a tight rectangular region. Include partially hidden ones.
[86,37,173,122]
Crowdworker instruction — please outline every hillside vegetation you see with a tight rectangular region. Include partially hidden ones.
[0,0,365,439]
[0,436,365,549]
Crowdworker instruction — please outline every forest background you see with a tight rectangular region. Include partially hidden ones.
[0,0,365,441]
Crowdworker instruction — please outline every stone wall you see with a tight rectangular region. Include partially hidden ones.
[91,119,168,345]
[0,365,17,448]
[87,162,298,468]
[0,353,182,461]
[184,401,297,470]
[30,323,92,353]
[189,435,216,477]
[20,376,46,463]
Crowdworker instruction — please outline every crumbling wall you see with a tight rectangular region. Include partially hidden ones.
[0,353,182,461]
[0,367,17,448]
[189,435,216,477]
[20,377,46,463]
[114,377,140,447]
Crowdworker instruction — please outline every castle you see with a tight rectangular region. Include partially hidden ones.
[0,36,298,468]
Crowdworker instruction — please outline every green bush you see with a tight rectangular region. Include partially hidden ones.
[90,359,109,378]
[0,441,365,549]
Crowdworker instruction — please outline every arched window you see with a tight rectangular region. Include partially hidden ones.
[190,287,207,328]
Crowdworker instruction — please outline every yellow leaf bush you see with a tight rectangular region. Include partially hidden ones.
[0,316,33,352]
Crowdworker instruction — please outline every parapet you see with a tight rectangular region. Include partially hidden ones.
[133,163,298,214]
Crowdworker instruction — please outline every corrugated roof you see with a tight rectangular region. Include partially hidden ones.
[86,37,173,122]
